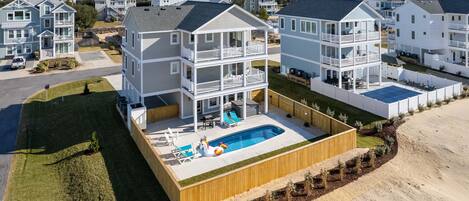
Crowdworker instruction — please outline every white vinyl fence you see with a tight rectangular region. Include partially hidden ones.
[310,66,462,119]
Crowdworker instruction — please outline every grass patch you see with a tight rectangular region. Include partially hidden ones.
[5,78,169,201]
[403,63,429,73]
[104,49,122,63]
[93,21,122,28]
[179,134,332,187]
[252,60,385,148]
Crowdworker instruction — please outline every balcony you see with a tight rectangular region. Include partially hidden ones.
[181,68,266,96]
[321,32,380,44]
[55,35,73,41]
[182,42,265,63]
[448,23,469,31]
[320,52,380,68]
[55,20,73,26]
[449,40,469,49]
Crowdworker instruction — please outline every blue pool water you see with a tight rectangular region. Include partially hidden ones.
[361,86,421,103]
[209,125,285,153]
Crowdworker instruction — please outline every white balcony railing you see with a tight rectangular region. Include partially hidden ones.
[55,20,73,26]
[182,43,265,62]
[181,69,266,95]
[321,32,380,43]
[223,47,243,59]
[321,52,380,68]
[246,43,265,55]
[449,40,469,49]
[55,35,73,41]
[448,23,469,31]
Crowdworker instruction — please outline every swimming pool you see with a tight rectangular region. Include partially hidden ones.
[209,125,285,153]
[361,85,421,103]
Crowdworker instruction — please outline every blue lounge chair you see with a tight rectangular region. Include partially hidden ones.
[223,112,236,126]
[172,144,192,158]
[229,111,241,123]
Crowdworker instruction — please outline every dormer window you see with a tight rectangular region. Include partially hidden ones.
[45,6,51,15]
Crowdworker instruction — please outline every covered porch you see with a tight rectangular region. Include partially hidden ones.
[38,30,54,60]
[320,64,383,92]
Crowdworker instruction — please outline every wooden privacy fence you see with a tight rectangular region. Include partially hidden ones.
[147,104,179,123]
[126,90,356,201]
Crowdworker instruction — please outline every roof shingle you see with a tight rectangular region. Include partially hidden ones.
[411,0,469,14]
[277,0,363,21]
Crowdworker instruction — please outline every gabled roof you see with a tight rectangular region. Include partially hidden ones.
[126,1,265,33]
[38,30,54,37]
[277,0,363,21]
[410,0,469,14]
[51,3,76,13]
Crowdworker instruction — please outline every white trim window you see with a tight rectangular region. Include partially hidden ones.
[132,32,135,48]
[280,17,285,29]
[16,30,22,38]
[23,29,29,38]
[291,19,296,31]
[137,63,140,71]
[208,97,219,109]
[123,54,127,69]
[44,5,51,15]
[170,61,180,75]
[6,46,14,55]
[205,33,214,43]
[300,20,318,35]
[170,32,179,45]
[8,30,14,39]
[7,11,30,21]
[25,44,32,54]
[189,34,194,44]
[131,60,135,76]
[16,45,22,54]
[44,19,51,28]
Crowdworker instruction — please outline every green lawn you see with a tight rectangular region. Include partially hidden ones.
[6,78,169,201]
[253,60,385,148]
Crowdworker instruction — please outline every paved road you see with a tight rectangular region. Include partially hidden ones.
[0,66,120,200]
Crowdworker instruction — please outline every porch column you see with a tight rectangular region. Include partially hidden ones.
[219,96,224,124]
[352,46,356,66]
[243,91,247,120]
[243,31,247,57]
[379,64,382,85]
[220,64,224,90]
[264,30,268,54]
[319,66,322,80]
[220,32,224,60]
[193,66,197,95]
[194,34,198,63]
[179,91,184,119]
[264,87,268,114]
[264,58,268,83]
[193,99,197,132]
[38,35,42,60]
[352,21,356,42]
[466,33,468,67]
[243,62,247,87]
[338,69,342,88]
[366,67,370,89]
[353,69,356,92]
[365,21,368,40]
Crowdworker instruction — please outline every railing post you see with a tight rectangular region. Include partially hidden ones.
[264,58,268,83]
[243,62,247,87]
[264,30,268,54]
[194,34,198,63]
[243,31,247,57]
[221,64,224,90]
[193,66,197,95]
[220,32,224,60]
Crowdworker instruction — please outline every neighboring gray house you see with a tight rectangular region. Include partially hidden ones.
[121,2,271,132]
[151,0,230,7]
[95,0,136,21]
[244,0,279,15]
[0,0,76,59]
[277,0,384,91]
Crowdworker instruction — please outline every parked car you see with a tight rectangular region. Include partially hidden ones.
[10,56,26,70]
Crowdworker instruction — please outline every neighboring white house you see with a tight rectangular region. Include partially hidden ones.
[121,2,271,132]
[94,0,136,21]
[244,0,279,15]
[151,0,230,7]
[277,0,384,92]
[391,0,469,77]
[366,0,406,26]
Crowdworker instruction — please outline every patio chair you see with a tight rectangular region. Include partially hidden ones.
[229,111,241,123]
[223,112,236,127]
[167,128,179,139]
[164,132,175,146]
[172,144,193,158]
[177,145,196,164]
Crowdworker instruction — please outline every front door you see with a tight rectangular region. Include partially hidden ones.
[42,38,50,48]
[326,23,336,35]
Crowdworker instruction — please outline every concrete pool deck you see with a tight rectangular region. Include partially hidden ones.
[145,107,326,180]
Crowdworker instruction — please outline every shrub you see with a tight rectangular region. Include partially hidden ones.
[418,104,425,112]
[436,100,443,106]
[69,60,76,69]
[384,135,395,147]
[354,156,362,175]
[88,131,100,153]
[398,113,406,119]
[285,181,294,201]
[338,160,345,181]
[338,113,348,124]
[300,98,308,105]
[374,122,383,133]
[326,107,335,117]
[453,95,459,100]
[408,109,415,116]
[304,172,314,196]
[263,190,273,201]
[303,122,310,127]
[109,45,116,50]
[320,169,329,189]
[311,102,320,111]
[83,82,91,95]
[368,149,376,169]
[354,121,363,131]
[286,114,292,118]
[439,65,445,71]
[464,86,469,92]
[427,101,434,108]
[457,71,462,76]
[375,145,386,157]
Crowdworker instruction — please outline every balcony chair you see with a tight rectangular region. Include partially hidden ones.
[229,111,241,123]
[223,112,237,127]
[176,145,196,164]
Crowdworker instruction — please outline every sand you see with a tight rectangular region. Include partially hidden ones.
[231,98,469,201]
[317,98,469,201]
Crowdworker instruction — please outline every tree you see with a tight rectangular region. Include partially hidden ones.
[73,4,97,30]
[258,7,269,21]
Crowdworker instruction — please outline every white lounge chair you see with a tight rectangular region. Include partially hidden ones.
[168,128,179,141]
[163,132,175,146]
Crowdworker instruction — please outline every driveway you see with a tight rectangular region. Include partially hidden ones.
[0,67,120,200]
